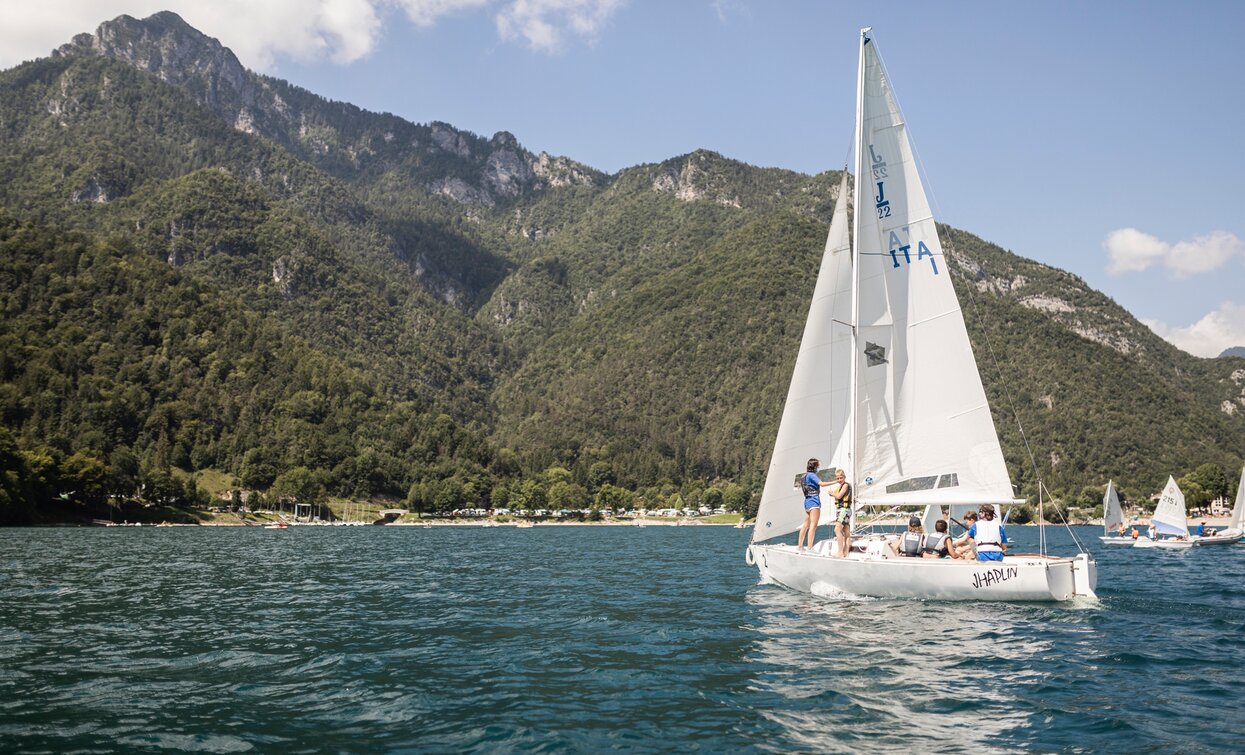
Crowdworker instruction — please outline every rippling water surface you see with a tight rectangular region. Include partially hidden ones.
[2,525,1244,752]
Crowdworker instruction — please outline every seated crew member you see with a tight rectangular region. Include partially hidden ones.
[1130,526,1140,539]
[922,519,958,559]
[968,504,1007,562]
[887,516,925,558]
[952,511,978,559]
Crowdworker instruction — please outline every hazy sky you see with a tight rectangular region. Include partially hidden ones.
[3,1,1243,356]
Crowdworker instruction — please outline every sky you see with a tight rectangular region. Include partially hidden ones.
[2,0,1244,357]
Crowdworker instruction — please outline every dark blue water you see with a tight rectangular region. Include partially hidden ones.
[2,525,1243,753]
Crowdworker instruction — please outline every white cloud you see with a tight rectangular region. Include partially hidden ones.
[394,0,491,27]
[496,0,623,52]
[1143,302,1245,358]
[1105,227,1245,278]
[0,0,624,71]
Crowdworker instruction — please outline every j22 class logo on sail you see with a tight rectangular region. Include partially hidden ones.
[869,143,940,276]
[870,144,890,219]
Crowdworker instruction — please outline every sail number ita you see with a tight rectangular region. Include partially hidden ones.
[870,143,939,275]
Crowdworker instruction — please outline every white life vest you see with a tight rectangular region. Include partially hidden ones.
[974,518,1004,552]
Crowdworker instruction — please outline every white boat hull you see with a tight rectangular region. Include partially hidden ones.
[1191,529,1242,546]
[1099,536,1136,545]
[749,541,1096,601]
[1132,537,1193,550]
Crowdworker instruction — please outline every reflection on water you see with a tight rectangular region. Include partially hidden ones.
[1,525,1243,752]
[745,587,1050,751]
[745,525,1245,752]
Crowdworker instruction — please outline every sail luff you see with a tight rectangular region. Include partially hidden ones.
[849,27,868,528]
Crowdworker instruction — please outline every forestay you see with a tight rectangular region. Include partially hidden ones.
[850,37,1013,509]
[1151,476,1189,537]
[752,172,854,542]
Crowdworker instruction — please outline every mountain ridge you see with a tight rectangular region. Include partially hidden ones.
[1,11,1241,523]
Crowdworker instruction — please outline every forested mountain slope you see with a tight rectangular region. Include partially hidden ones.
[0,11,1240,522]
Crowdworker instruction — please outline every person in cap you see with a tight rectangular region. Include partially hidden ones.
[967,504,1007,561]
[888,516,925,557]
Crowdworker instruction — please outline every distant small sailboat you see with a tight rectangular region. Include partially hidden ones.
[1133,477,1192,549]
[1190,463,1245,546]
[1099,481,1135,545]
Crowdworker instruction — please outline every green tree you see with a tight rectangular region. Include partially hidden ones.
[588,461,616,491]
[1183,463,1229,502]
[548,480,589,509]
[271,466,325,507]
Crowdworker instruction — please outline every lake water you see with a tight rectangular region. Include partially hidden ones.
[2,524,1243,753]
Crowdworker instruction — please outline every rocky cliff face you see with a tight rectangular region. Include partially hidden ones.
[53,12,603,207]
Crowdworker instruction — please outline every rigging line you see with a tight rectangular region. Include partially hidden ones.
[1038,477,1088,552]
[959,271,1055,555]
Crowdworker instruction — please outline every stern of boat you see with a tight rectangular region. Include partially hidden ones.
[1071,552,1097,599]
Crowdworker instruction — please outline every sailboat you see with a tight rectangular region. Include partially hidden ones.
[1132,476,1193,550]
[745,28,1097,601]
[1099,480,1135,545]
[1190,463,1245,545]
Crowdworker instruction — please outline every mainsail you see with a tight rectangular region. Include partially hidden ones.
[1151,476,1189,537]
[1102,480,1123,534]
[752,172,854,541]
[849,34,1013,508]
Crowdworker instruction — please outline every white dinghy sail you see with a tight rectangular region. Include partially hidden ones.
[747,28,1096,601]
[1099,480,1133,545]
[1133,476,1192,549]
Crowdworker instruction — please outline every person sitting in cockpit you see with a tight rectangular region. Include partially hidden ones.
[888,516,925,558]
[921,519,958,559]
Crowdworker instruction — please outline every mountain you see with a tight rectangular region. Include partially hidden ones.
[1220,347,1245,359]
[1,12,1241,523]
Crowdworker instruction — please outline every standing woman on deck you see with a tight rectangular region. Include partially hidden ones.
[797,458,833,551]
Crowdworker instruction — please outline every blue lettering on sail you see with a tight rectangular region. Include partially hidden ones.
[916,241,939,275]
[869,145,888,179]
[886,230,940,276]
[870,145,890,219]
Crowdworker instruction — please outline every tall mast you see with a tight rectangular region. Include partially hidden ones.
[849,28,868,517]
